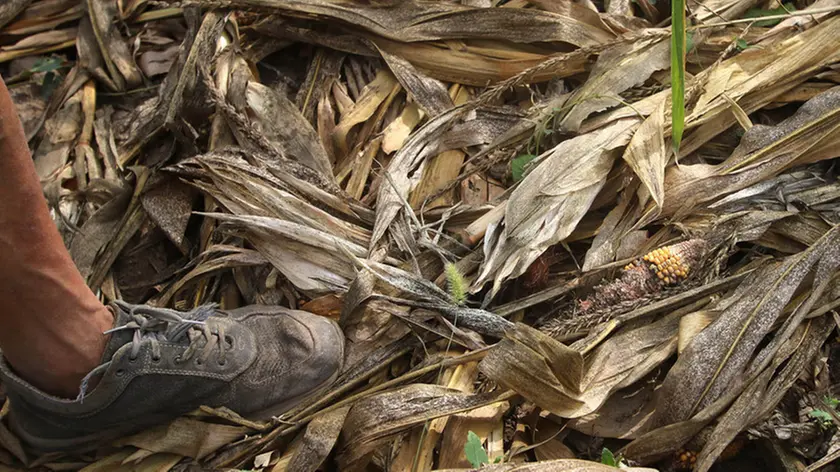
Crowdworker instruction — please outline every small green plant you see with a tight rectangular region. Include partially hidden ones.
[735,38,750,51]
[809,409,834,429]
[464,431,502,468]
[601,447,618,466]
[601,447,629,468]
[465,431,490,468]
[30,56,66,100]
[445,262,467,306]
[511,154,537,182]
[809,395,840,430]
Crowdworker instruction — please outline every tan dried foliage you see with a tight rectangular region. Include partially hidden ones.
[4,0,840,471]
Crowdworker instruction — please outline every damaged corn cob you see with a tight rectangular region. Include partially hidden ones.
[541,239,707,338]
[631,242,693,285]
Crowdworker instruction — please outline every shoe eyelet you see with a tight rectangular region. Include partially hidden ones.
[173,355,183,364]
[218,359,227,366]
[224,335,234,347]
[195,359,203,366]
[128,357,137,363]
[151,356,161,363]
[116,369,125,377]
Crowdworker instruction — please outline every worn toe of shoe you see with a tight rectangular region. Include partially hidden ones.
[226,305,344,418]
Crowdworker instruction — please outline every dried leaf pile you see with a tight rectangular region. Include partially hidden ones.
[4,0,840,471]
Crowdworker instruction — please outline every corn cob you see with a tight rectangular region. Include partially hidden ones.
[540,239,707,339]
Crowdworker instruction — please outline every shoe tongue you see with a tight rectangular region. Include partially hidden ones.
[99,303,139,363]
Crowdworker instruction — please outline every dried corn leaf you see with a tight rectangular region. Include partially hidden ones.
[371,105,469,249]
[474,117,636,295]
[87,167,151,290]
[0,27,76,53]
[69,181,133,280]
[378,47,453,117]
[622,98,666,209]
[33,88,82,186]
[119,10,226,164]
[580,174,642,271]
[205,212,361,293]
[169,151,370,243]
[677,310,716,354]
[678,17,840,156]
[155,246,267,306]
[687,238,840,469]
[694,317,834,472]
[243,81,334,179]
[383,101,423,154]
[650,86,840,225]
[0,421,25,466]
[571,312,679,417]
[333,69,398,156]
[651,224,840,428]
[206,0,615,47]
[408,85,471,209]
[0,0,32,31]
[481,311,679,420]
[758,0,840,42]
[560,32,669,131]
[439,402,508,468]
[23,1,86,32]
[376,37,574,85]
[85,0,142,90]
[433,458,657,471]
[296,48,344,125]
[479,323,585,416]
[338,384,507,471]
[285,406,350,472]
[569,378,657,439]
[138,44,181,79]
[397,358,482,471]
[114,417,249,460]
[140,178,195,250]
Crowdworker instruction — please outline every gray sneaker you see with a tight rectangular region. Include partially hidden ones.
[0,301,344,453]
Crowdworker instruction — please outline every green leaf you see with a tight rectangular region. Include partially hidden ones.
[744,3,796,27]
[465,431,490,468]
[671,0,686,158]
[511,154,537,182]
[30,56,64,74]
[601,447,617,466]
[735,38,749,51]
[825,396,840,409]
[40,72,63,100]
[809,409,833,423]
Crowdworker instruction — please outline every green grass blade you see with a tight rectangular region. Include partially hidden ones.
[671,0,686,157]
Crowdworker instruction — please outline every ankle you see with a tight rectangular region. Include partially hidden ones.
[7,306,114,399]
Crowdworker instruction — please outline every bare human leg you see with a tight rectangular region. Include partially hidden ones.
[0,76,112,399]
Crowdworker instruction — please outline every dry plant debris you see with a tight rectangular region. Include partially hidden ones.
[4,0,840,471]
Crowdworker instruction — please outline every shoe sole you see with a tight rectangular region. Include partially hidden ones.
[10,319,346,456]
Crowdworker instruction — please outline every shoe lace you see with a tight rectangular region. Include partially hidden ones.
[76,303,228,402]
